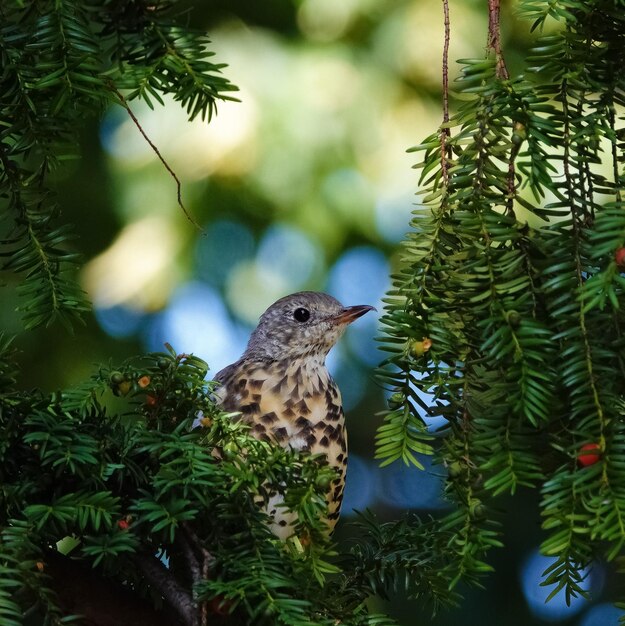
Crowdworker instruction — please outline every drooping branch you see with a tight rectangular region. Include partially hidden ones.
[440,0,451,186]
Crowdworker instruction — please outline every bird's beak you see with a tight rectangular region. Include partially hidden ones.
[333,304,376,325]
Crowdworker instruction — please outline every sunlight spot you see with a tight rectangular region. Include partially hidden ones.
[83,216,183,310]
[257,224,322,288]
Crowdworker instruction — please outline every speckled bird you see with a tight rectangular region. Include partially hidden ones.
[214,291,374,539]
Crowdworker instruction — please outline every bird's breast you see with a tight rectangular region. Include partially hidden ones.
[220,358,346,455]
[216,356,348,528]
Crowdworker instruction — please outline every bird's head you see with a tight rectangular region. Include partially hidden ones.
[244,291,375,362]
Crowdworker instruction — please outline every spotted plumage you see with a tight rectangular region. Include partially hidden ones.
[214,291,374,539]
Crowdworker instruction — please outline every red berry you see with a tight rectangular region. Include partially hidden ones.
[117,519,130,530]
[615,248,625,268]
[577,443,601,467]
[145,394,157,407]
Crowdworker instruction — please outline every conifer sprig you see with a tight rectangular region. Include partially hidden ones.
[0,344,458,625]
[377,0,625,606]
[0,1,238,328]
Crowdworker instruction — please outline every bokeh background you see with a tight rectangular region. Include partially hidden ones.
[2,0,622,624]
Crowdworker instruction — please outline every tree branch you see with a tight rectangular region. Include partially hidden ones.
[44,550,177,626]
[133,550,199,626]
[181,523,217,626]
[178,529,203,584]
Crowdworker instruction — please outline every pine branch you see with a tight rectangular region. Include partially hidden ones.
[0,0,238,329]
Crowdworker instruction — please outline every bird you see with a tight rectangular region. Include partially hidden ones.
[213,291,375,540]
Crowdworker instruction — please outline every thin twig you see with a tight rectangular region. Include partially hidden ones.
[108,82,203,231]
[506,147,517,217]
[440,0,451,187]
[486,0,516,216]
[487,0,509,80]
[608,104,622,203]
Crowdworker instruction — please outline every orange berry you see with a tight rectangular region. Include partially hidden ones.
[138,375,151,388]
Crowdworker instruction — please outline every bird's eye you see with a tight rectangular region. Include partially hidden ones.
[293,307,310,323]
